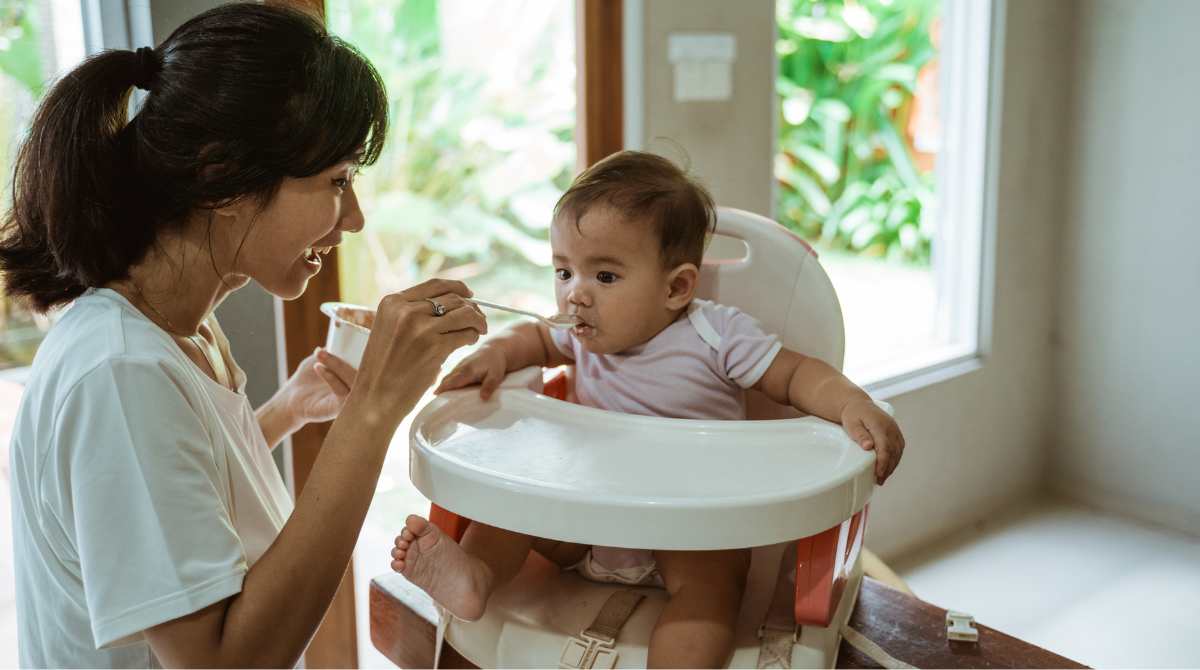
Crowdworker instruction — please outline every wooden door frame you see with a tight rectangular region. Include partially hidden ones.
[282,1,624,666]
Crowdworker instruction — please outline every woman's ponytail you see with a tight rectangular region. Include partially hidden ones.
[0,49,149,311]
[1,3,387,313]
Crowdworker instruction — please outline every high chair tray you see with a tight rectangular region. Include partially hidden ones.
[409,367,877,550]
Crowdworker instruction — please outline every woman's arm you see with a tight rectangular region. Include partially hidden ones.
[255,394,300,450]
[754,348,905,485]
[144,280,485,668]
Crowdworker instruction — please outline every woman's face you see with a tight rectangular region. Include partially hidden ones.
[226,161,364,299]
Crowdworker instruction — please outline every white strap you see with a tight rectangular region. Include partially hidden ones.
[840,625,917,669]
[755,543,799,669]
[433,605,448,669]
[756,627,796,669]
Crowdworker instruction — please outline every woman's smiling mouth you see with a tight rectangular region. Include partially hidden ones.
[303,246,334,270]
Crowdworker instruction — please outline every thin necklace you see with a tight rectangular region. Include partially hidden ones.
[127,281,232,390]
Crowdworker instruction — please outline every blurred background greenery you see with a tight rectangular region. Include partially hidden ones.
[776,0,940,265]
[327,0,575,322]
[0,0,53,370]
[0,0,940,369]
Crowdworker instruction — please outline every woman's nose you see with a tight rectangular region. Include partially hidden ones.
[338,185,365,233]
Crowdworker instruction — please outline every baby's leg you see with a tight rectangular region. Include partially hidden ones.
[391,515,587,621]
[648,548,751,668]
[391,516,534,621]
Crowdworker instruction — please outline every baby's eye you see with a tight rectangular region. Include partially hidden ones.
[555,268,572,281]
[596,271,618,284]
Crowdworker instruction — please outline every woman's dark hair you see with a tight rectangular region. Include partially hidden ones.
[554,150,716,268]
[0,2,387,311]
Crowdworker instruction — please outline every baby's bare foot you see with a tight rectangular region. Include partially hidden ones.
[390,514,491,621]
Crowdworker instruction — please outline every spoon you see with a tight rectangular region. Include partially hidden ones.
[467,298,579,330]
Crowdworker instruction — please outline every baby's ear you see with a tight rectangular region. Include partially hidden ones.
[665,262,699,310]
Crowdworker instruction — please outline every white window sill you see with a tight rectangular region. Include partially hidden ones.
[859,345,984,400]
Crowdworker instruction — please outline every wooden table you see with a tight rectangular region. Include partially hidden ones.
[370,573,1088,669]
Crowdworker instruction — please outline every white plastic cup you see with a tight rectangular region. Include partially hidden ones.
[321,302,373,369]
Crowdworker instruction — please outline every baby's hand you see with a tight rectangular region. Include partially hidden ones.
[840,398,905,486]
[434,345,508,400]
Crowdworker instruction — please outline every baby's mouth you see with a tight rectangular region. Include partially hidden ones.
[571,316,595,336]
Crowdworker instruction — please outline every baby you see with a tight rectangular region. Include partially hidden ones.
[391,150,904,668]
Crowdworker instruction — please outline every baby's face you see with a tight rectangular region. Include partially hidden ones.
[551,207,678,354]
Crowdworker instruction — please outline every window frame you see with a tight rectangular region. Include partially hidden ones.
[282,1,623,666]
[863,0,1006,399]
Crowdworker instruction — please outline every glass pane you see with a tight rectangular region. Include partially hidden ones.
[775,0,942,383]
[0,0,85,373]
[323,2,575,666]
[329,0,575,323]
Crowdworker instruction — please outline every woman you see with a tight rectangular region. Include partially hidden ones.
[0,3,485,667]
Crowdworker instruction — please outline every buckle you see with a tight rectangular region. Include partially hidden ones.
[560,630,618,669]
[757,623,800,643]
[946,610,979,642]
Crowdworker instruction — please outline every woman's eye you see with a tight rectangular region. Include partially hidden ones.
[596,271,617,284]
[332,177,350,189]
[555,268,572,281]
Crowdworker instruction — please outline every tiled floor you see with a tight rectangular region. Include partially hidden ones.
[893,496,1200,669]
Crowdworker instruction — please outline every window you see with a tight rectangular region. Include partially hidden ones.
[0,2,88,662]
[774,0,999,391]
[323,2,576,665]
[330,0,575,325]
[0,0,86,375]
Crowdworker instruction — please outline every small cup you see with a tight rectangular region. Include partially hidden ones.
[321,302,374,369]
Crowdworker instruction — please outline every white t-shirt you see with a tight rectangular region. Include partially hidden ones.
[9,288,294,668]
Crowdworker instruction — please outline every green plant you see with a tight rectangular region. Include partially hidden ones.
[1,0,52,369]
[328,0,574,308]
[776,0,939,264]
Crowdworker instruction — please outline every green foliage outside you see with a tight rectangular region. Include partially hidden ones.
[776,0,940,264]
[0,0,51,370]
[327,0,574,315]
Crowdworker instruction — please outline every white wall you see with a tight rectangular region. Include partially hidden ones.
[637,0,1076,558]
[1054,0,1200,535]
[638,0,775,212]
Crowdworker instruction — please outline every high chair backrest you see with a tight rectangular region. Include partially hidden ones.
[698,208,845,420]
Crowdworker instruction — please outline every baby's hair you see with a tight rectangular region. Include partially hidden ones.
[553,150,716,268]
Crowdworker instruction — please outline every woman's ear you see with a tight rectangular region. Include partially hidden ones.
[665,262,699,310]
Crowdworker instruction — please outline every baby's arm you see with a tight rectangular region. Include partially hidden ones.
[754,349,905,485]
[435,322,571,400]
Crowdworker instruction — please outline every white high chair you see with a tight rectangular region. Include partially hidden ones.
[398,208,884,669]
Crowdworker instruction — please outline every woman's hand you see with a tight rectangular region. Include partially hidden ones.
[283,348,357,425]
[344,279,487,431]
[840,398,905,485]
[434,345,508,400]
[256,348,357,448]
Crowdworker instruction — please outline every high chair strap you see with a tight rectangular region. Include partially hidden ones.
[559,590,644,669]
[756,543,800,669]
[840,625,917,669]
[433,605,448,669]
